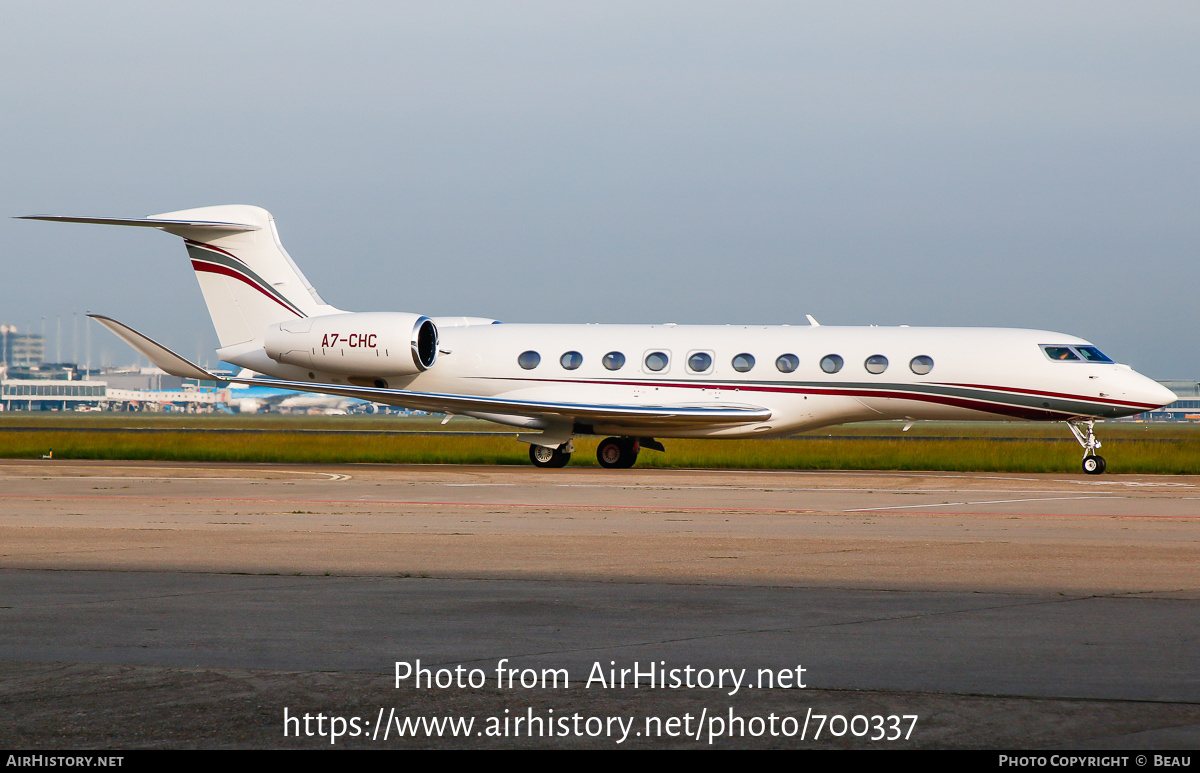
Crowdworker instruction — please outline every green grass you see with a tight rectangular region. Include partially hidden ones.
[0,412,494,431]
[2,414,1197,473]
[0,429,525,465]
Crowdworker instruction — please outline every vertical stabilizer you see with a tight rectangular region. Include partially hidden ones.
[147,205,342,347]
[20,206,344,348]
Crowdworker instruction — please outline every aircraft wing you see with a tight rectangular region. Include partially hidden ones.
[91,315,217,381]
[89,315,772,428]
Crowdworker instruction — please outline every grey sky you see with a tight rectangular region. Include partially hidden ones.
[2,2,1197,376]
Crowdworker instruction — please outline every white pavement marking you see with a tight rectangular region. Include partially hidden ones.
[1054,479,1194,487]
[0,470,352,482]
[441,483,517,487]
[843,496,1120,512]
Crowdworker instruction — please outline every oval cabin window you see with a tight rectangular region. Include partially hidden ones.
[909,355,934,375]
[644,351,669,372]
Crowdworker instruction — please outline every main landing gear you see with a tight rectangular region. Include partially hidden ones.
[530,437,665,469]
[529,443,571,468]
[595,437,665,469]
[1067,418,1106,475]
[596,437,639,469]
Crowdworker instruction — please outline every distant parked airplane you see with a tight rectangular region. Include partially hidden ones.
[21,205,1176,472]
[226,370,369,415]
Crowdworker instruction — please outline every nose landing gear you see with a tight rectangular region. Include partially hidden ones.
[1067,418,1106,475]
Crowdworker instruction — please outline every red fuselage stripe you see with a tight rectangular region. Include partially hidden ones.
[190,259,302,317]
[941,382,1159,410]
[482,376,1148,419]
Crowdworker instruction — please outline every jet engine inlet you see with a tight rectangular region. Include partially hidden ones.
[412,317,438,371]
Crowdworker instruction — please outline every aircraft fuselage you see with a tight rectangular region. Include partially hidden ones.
[220,320,1174,438]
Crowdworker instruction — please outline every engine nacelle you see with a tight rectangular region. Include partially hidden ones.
[264,312,438,381]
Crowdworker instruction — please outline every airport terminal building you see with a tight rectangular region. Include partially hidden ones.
[0,366,229,413]
[1,331,44,368]
[1133,380,1200,421]
[1,378,108,411]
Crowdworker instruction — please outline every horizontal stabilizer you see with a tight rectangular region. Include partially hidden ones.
[17,215,259,235]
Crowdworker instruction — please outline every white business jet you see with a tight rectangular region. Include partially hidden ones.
[21,205,1176,473]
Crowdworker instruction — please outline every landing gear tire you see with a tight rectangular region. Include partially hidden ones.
[1067,419,1106,475]
[529,444,571,468]
[597,437,639,469]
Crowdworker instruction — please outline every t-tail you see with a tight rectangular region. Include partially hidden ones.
[19,205,343,350]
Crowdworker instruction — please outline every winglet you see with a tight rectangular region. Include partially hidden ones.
[88,314,224,382]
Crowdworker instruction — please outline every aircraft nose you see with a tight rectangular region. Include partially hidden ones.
[1132,374,1176,409]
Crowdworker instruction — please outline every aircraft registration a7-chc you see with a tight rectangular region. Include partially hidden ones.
[22,205,1177,473]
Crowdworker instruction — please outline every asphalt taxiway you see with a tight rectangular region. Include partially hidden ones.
[1,460,1197,748]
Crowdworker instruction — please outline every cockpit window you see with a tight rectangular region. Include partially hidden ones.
[1076,346,1114,363]
[1042,346,1080,362]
